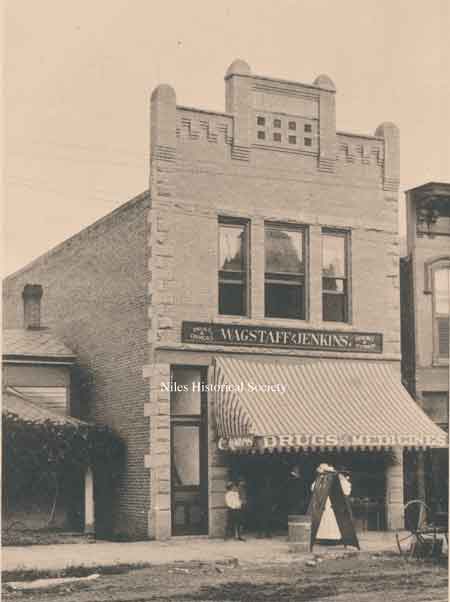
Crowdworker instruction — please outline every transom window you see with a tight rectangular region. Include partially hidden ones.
[218,220,248,316]
[433,267,450,359]
[322,230,349,322]
[265,225,306,320]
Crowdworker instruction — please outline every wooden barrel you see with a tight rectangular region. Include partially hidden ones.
[288,514,311,549]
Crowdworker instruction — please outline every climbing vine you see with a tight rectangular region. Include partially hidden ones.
[2,412,124,508]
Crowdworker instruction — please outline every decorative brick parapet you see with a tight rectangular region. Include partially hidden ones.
[177,107,233,146]
[375,122,400,192]
[225,59,252,162]
[337,133,384,166]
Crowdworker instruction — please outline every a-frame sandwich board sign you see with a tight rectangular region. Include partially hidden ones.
[307,471,359,551]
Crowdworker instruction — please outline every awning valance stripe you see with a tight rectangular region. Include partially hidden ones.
[214,357,448,450]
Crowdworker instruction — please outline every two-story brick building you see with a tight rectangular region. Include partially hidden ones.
[401,182,449,513]
[3,60,446,540]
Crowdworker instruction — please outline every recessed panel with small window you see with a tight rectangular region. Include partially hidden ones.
[322,231,349,322]
[218,221,248,316]
[265,225,306,320]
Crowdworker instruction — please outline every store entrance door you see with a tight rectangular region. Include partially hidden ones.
[170,366,208,535]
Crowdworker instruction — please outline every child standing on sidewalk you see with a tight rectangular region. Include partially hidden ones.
[225,481,245,541]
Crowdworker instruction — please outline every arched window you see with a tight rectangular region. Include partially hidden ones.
[433,264,450,360]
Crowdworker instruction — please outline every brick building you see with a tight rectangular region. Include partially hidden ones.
[3,60,447,540]
[401,182,449,512]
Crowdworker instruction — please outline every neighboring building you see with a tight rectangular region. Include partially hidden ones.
[3,60,447,540]
[2,284,94,533]
[401,182,450,512]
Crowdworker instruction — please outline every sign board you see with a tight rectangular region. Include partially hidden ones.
[307,471,359,551]
[217,431,446,451]
[182,321,383,353]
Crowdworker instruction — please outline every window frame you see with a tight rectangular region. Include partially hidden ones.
[431,261,450,363]
[321,229,351,323]
[218,217,250,317]
[170,365,209,535]
[264,222,308,321]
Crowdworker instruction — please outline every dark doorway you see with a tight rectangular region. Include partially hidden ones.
[170,366,208,535]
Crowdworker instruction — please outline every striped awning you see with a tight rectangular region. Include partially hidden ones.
[214,357,448,452]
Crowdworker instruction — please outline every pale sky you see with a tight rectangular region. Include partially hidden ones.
[3,0,450,276]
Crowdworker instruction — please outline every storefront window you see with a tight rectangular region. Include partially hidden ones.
[322,231,349,322]
[265,225,305,319]
[434,267,450,359]
[218,220,248,316]
[170,366,208,535]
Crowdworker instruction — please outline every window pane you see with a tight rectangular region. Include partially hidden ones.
[437,317,449,357]
[219,225,245,272]
[323,233,346,277]
[265,228,303,274]
[421,392,449,424]
[265,283,305,319]
[219,282,245,315]
[323,292,346,322]
[172,425,200,486]
[323,278,345,293]
[171,367,202,415]
[434,269,450,314]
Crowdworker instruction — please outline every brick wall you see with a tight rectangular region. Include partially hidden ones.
[3,193,151,538]
[149,61,402,360]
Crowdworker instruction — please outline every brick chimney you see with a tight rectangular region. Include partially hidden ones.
[22,284,43,329]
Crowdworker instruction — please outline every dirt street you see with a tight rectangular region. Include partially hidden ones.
[2,555,448,602]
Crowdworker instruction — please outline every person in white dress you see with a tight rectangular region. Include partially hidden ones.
[311,464,352,542]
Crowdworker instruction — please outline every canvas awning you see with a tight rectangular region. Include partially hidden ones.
[3,387,86,427]
[214,357,448,452]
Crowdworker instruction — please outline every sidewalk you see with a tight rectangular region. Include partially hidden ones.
[2,532,401,573]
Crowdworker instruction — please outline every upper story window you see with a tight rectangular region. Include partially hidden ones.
[433,266,449,359]
[265,224,306,320]
[218,219,248,316]
[322,230,349,322]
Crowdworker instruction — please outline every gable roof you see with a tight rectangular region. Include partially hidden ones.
[2,329,76,360]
